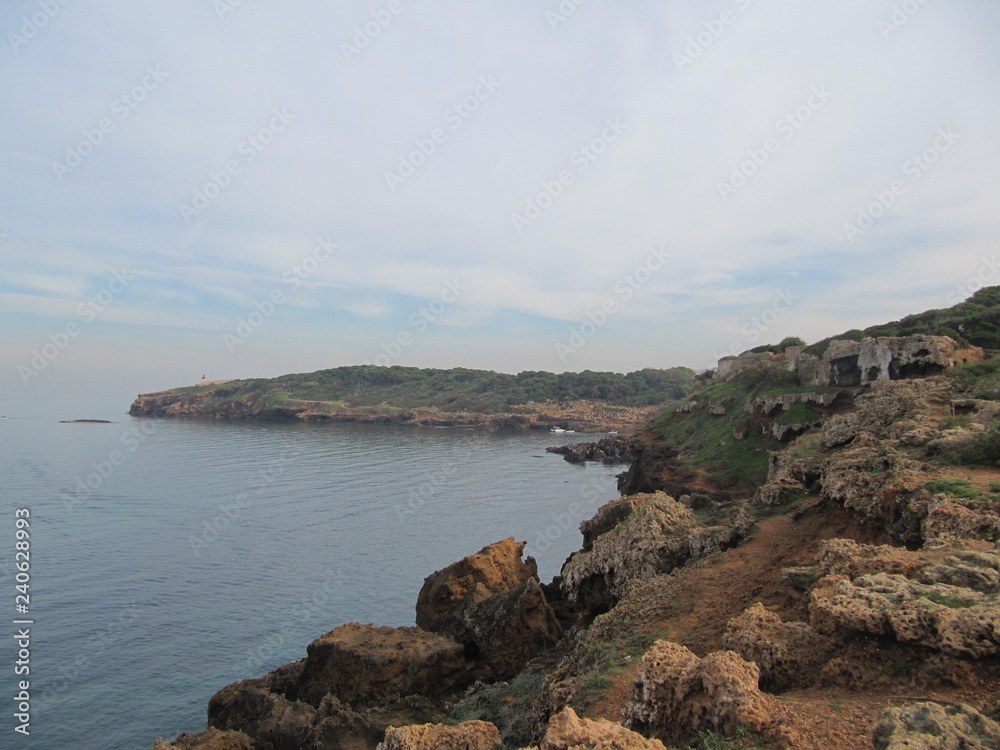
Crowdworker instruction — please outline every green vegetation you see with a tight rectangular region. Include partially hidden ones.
[938,415,973,430]
[776,402,823,426]
[677,729,761,750]
[448,671,546,748]
[165,365,696,416]
[891,659,914,678]
[931,428,1000,467]
[746,336,807,355]
[948,357,1000,400]
[805,286,1000,356]
[924,479,980,499]
[916,591,978,609]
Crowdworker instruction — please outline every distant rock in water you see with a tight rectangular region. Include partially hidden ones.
[545,436,633,464]
[59,419,112,423]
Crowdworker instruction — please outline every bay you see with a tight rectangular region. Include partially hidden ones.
[0,397,623,749]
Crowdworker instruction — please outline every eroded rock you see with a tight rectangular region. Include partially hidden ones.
[872,702,1000,750]
[623,641,775,746]
[376,720,501,750]
[524,707,667,750]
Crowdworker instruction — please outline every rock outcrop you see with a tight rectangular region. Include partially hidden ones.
[872,702,1000,749]
[297,623,469,707]
[546,437,633,465]
[809,572,1000,658]
[723,603,831,692]
[623,641,775,746]
[152,729,254,750]
[376,720,501,750]
[415,538,562,679]
[524,707,666,750]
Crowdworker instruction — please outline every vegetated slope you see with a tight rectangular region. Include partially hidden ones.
[129,365,696,422]
[805,286,1000,357]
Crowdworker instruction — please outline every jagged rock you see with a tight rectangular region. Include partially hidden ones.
[872,702,1000,749]
[753,449,823,507]
[820,447,932,545]
[546,437,632,465]
[816,336,983,388]
[376,720,501,750]
[415,539,561,678]
[808,572,1000,658]
[560,493,700,615]
[918,551,1000,593]
[723,603,832,691]
[922,496,1000,547]
[523,707,667,750]
[623,641,775,746]
[817,539,928,580]
[822,413,860,448]
[151,728,254,750]
[208,679,317,749]
[297,623,468,707]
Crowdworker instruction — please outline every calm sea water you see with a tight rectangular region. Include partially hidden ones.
[0,397,623,750]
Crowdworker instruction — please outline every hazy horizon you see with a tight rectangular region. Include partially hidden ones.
[3,1,999,402]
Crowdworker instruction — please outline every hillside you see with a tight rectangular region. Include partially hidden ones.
[129,365,696,432]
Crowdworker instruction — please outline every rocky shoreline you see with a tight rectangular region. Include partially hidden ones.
[129,391,661,434]
[151,336,1000,750]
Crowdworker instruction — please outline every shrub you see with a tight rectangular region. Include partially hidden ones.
[925,479,980,499]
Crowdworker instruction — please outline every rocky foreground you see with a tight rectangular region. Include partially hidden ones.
[152,340,1000,750]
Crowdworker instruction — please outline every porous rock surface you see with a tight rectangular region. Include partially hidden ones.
[376,720,501,750]
[152,728,254,750]
[723,603,831,691]
[623,641,775,746]
[523,707,667,750]
[872,701,1000,749]
[809,572,1000,658]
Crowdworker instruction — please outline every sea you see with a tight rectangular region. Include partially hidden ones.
[0,396,625,750]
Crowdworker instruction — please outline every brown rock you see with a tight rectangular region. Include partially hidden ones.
[296,623,468,707]
[151,728,254,750]
[376,720,501,750]
[872,702,1000,749]
[524,707,667,750]
[808,572,1000,658]
[623,641,775,746]
[415,539,561,678]
[723,603,832,691]
[817,539,929,580]
[208,679,316,748]
[560,494,700,615]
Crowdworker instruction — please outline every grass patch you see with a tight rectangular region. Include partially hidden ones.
[916,591,978,609]
[776,402,823,426]
[924,479,980,499]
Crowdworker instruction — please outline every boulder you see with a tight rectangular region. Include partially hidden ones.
[623,641,775,746]
[809,572,1000,658]
[523,707,667,750]
[208,679,316,749]
[723,603,832,691]
[296,623,468,707]
[817,539,928,580]
[560,494,700,615]
[872,702,1000,749]
[377,720,501,750]
[415,539,562,678]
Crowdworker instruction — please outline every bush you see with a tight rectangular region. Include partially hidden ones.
[925,479,980,499]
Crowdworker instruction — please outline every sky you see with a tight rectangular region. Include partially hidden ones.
[2,0,999,403]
